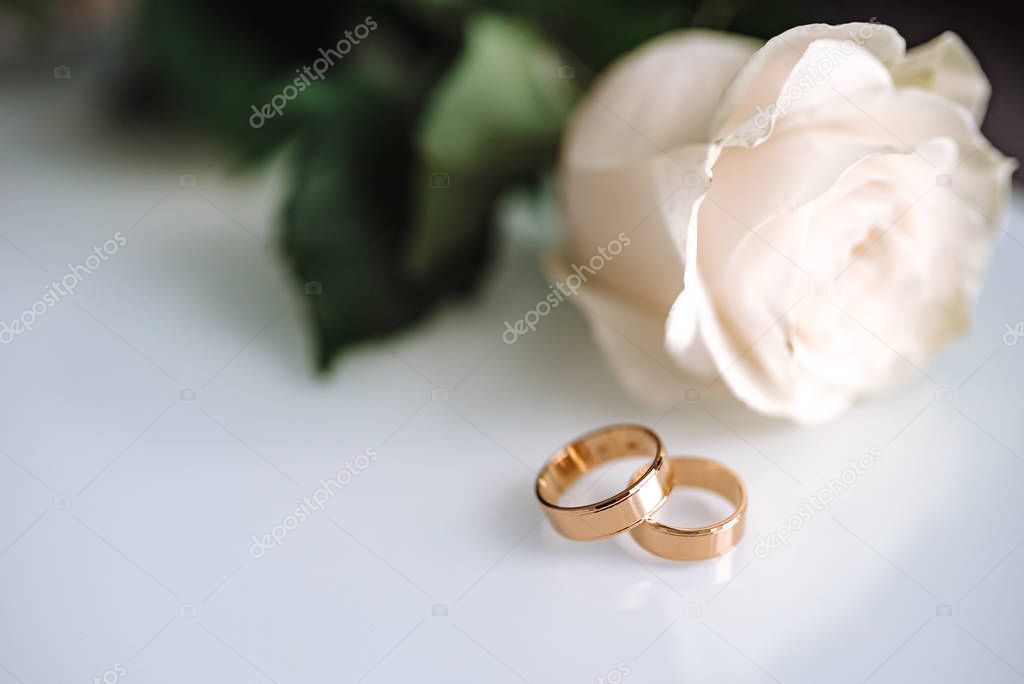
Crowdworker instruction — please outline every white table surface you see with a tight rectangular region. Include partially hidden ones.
[2,74,1024,684]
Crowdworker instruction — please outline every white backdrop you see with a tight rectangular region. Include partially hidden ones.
[2,75,1023,683]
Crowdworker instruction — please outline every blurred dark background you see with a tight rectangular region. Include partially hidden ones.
[2,0,1017,158]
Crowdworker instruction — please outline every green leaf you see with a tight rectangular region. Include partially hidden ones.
[282,76,494,369]
[283,12,577,369]
[403,13,578,279]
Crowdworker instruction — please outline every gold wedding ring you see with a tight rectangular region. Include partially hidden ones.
[629,456,747,560]
[535,425,671,540]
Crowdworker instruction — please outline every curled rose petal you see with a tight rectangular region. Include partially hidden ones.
[891,31,992,124]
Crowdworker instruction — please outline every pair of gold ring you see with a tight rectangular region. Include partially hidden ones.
[535,425,747,560]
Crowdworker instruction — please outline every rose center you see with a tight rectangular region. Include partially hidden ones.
[849,225,884,259]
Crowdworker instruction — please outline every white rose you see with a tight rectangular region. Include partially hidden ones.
[553,23,1015,423]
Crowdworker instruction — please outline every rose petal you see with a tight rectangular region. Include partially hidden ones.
[558,30,758,337]
[563,29,761,170]
[560,147,712,314]
[892,31,991,124]
[709,23,906,145]
[831,87,1015,226]
[544,254,701,402]
[690,123,902,294]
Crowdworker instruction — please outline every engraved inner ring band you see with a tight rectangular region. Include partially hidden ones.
[535,424,671,541]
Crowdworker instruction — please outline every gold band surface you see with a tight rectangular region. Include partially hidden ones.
[629,456,746,560]
[536,425,670,541]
